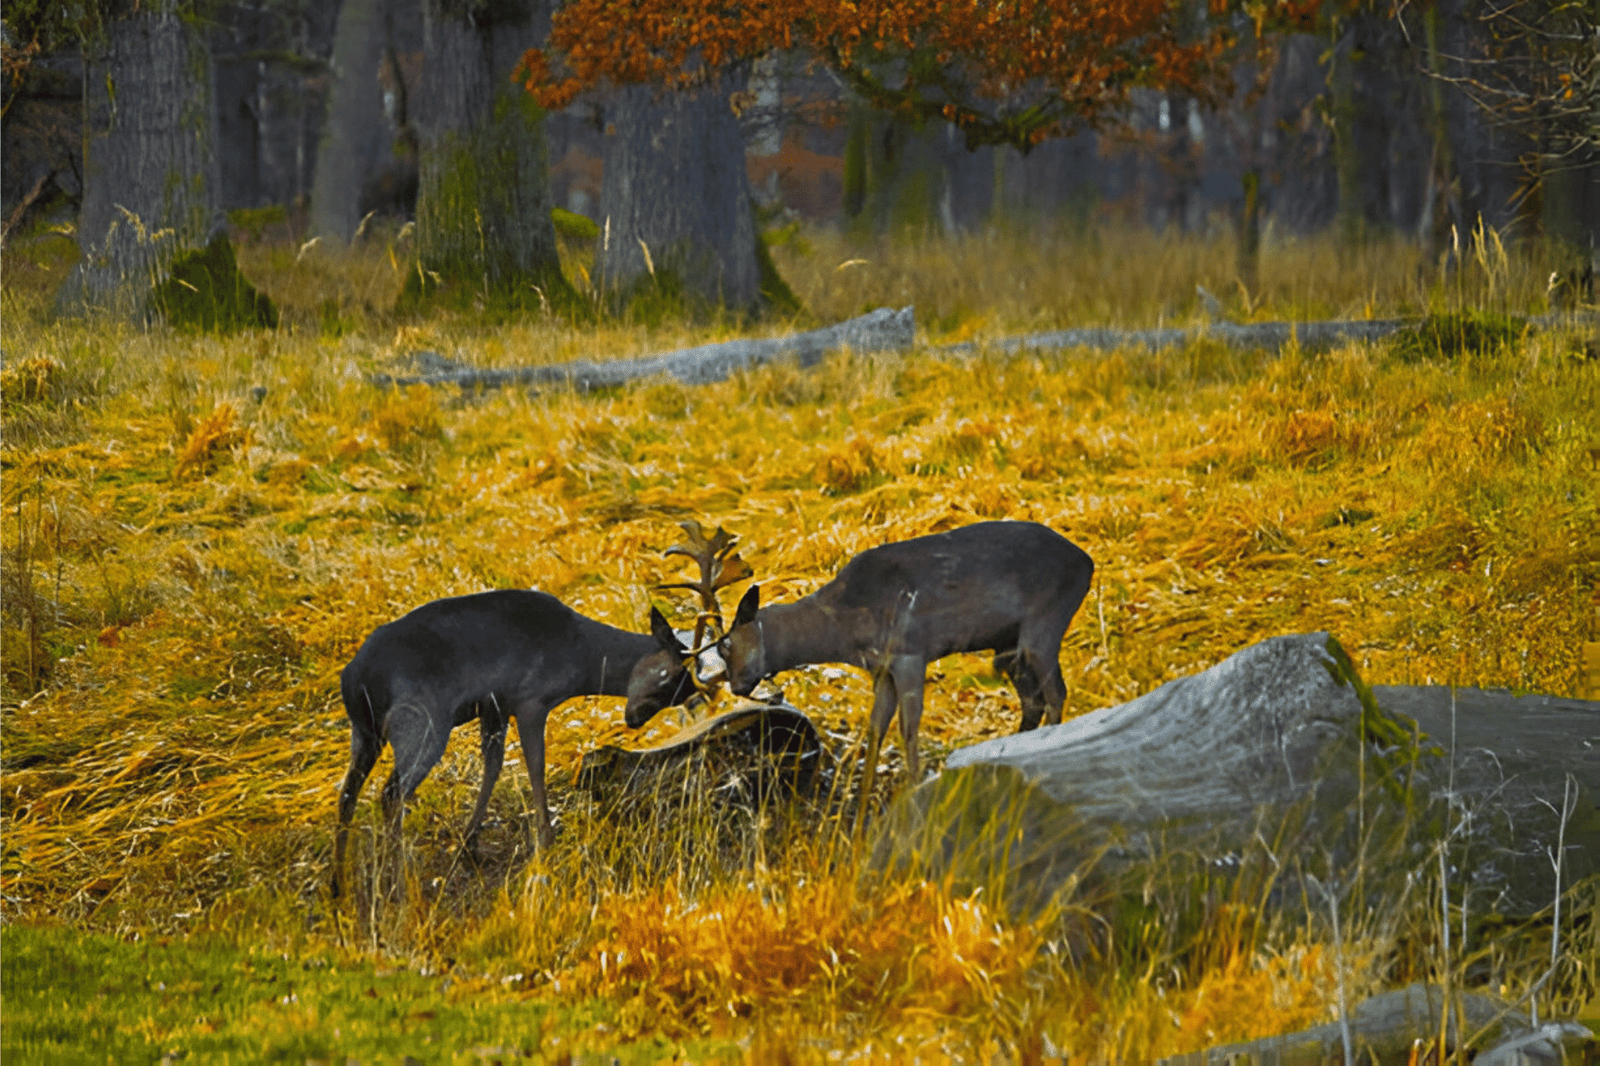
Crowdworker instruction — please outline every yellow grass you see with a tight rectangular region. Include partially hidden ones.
[2,220,1596,1058]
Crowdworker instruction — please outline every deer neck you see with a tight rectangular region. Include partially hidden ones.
[759,596,858,674]
[584,622,658,698]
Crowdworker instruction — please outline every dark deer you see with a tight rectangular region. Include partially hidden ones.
[624,521,749,728]
[333,589,700,897]
[714,521,1094,785]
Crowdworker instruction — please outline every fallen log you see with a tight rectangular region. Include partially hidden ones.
[872,633,1599,920]
[943,310,1597,357]
[372,305,915,391]
[375,306,1596,392]
[959,318,1410,356]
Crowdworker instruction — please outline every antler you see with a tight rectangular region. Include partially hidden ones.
[655,519,752,649]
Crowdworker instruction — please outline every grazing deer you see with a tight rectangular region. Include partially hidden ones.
[333,589,700,897]
[713,521,1094,785]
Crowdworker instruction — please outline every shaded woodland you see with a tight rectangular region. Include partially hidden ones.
[3,0,1595,308]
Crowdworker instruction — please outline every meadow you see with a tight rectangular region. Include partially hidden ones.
[2,215,1597,1062]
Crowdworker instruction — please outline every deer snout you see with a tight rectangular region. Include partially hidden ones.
[624,698,661,729]
[623,683,669,728]
[728,668,761,698]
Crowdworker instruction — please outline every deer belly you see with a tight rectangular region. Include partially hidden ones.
[919,618,1020,661]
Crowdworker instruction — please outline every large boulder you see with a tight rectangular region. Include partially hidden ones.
[1159,982,1595,1065]
[873,633,1598,919]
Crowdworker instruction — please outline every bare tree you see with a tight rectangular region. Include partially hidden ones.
[1405,0,1599,264]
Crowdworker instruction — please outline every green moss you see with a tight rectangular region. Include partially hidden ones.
[228,205,289,242]
[400,130,581,321]
[0,923,731,1064]
[552,206,600,242]
[888,165,937,233]
[397,260,583,322]
[1386,311,1529,363]
[147,233,278,333]
[317,296,357,338]
[755,227,803,317]
[843,108,869,226]
[615,267,691,328]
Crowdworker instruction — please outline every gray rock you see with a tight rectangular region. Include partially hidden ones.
[1159,982,1531,1065]
[1475,1021,1595,1066]
[873,633,1598,918]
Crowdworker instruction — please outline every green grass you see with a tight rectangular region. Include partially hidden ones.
[1,922,733,1064]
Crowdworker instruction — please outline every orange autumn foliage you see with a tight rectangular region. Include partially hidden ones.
[517,0,1327,151]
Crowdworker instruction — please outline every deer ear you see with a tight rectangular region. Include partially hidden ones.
[650,607,686,653]
[734,585,760,628]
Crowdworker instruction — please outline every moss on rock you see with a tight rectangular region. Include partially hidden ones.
[1387,311,1528,363]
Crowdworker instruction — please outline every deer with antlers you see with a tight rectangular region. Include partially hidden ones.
[623,520,751,727]
[333,588,709,898]
[718,521,1094,789]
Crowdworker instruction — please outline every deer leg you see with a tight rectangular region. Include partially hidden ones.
[1010,655,1046,732]
[1037,657,1067,726]
[512,703,556,849]
[889,658,927,781]
[460,704,509,862]
[1015,621,1070,728]
[1011,652,1066,729]
[333,725,382,899]
[992,648,1018,684]
[992,646,1024,725]
[378,703,450,900]
[856,669,899,833]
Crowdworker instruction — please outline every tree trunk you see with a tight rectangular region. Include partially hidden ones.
[402,0,568,312]
[1416,0,1458,256]
[1541,150,1600,269]
[209,0,344,215]
[1237,169,1262,292]
[596,68,771,316]
[310,0,392,241]
[842,104,869,227]
[1329,27,1364,249]
[55,9,225,319]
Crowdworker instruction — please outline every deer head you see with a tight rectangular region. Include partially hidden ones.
[623,520,749,728]
[725,584,766,695]
[624,607,700,726]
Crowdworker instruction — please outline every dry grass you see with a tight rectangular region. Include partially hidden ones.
[2,220,1596,1059]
